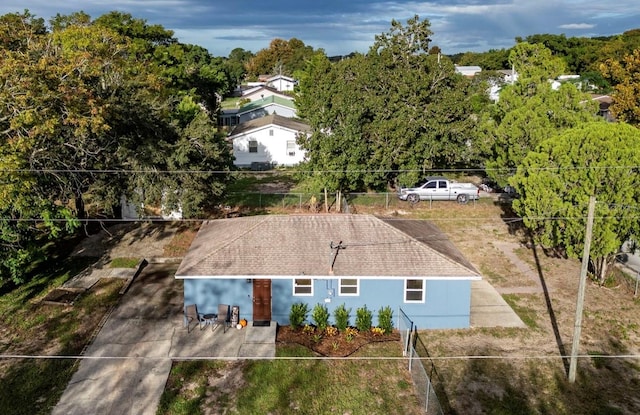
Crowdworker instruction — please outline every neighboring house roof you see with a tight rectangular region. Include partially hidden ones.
[267,74,296,82]
[227,114,310,138]
[175,214,480,279]
[242,85,294,101]
[237,95,295,115]
[455,65,482,77]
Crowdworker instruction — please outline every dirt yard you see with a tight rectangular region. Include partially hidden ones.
[14,197,638,415]
[396,199,640,414]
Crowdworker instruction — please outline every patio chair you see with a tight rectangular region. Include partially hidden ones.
[213,304,230,333]
[184,304,206,332]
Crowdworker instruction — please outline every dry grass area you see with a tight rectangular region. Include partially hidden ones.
[389,198,640,414]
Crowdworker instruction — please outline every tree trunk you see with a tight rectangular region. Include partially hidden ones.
[590,256,608,285]
[324,188,328,213]
[337,190,342,213]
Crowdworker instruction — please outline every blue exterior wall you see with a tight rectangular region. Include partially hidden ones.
[183,278,471,329]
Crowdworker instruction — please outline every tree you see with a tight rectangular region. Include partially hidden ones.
[244,38,316,79]
[295,16,478,192]
[225,47,253,87]
[510,121,640,283]
[0,12,233,283]
[600,49,640,127]
[484,42,598,186]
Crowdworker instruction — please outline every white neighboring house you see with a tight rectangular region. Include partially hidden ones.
[237,95,297,123]
[241,85,293,103]
[120,192,183,220]
[266,74,297,92]
[455,65,482,77]
[229,114,310,168]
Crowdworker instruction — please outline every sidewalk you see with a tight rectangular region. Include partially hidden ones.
[52,262,275,415]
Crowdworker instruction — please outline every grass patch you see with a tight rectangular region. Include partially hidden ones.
[159,342,422,414]
[0,253,123,415]
[109,257,140,268]
[235,342,420,415]
[157,360,227,415]
[480,264,508,284]
[503,294,539,329]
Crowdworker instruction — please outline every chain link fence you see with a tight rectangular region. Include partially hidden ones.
[225,192,409,212]
[399,308,445,414]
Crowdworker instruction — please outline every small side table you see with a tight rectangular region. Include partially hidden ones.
[202,314,216,330]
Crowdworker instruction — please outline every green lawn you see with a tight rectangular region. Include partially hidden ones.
[0,251,123,415]
[158,343,423,415]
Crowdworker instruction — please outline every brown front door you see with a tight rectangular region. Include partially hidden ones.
[252,279,272,322]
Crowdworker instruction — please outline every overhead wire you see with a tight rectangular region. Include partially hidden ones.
[0,353,638,362]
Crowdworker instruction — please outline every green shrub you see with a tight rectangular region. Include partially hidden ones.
[289,302,309,329]
[377,306,394,334]
[333,303,351,331]
[311,303,330,331]
[355,305,372,332]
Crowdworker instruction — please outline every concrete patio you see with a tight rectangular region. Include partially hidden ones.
[53,262,276,415]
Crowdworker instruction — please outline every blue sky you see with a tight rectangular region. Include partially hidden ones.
[2,1,639,57]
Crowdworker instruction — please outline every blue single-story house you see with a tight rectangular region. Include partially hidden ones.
[175,214,481,329]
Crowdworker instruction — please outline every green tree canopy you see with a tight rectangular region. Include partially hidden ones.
[600,49,640,127]
[510,121,640,283]
[244,38,317,79]
[295,16,479,192]
[0,11,233,283]
[484,42,598,186]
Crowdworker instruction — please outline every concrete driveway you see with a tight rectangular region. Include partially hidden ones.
[52,261,275,415]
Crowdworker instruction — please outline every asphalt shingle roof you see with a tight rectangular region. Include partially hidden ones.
[227,114,310,138]
[175,215,480,280]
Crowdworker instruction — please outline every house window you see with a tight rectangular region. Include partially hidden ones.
[269,129,274,136]
[286,140,296,156]
[339,278,358,296]
[293,278,313,296]
[248,140,258,153]
[404,279,424,303]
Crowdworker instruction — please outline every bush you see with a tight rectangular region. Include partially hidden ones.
[311,303,330,331]
[333,303,351,331]
[355,305,372,332]
[377,306,394,334]
[289,302,309,329]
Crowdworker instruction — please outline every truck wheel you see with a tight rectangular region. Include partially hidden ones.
[457,194,469,204]
[407,194,419,204]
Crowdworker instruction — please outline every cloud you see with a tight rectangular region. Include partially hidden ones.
[559,23,596,29]
[1,1,639,56]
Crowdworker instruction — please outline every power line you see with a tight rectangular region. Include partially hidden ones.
[1,165,640,174]
[0,353,638,361]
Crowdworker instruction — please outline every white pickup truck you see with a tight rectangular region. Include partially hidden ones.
[398,176,480,204]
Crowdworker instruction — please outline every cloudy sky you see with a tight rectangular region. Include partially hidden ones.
[2,1,639,57]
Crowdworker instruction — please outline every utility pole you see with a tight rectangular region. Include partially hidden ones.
[569,196,596,383]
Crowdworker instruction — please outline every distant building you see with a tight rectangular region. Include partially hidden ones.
[455,65,482,77]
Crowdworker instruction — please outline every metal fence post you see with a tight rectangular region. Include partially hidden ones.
[426,379,430,412]
[408,343,413,372]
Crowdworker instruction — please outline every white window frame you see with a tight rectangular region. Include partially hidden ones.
[286,140,296,156]
[404,279,425,303]
[248,140,258,153]
[293,278,313,296]
[339,278,359,296]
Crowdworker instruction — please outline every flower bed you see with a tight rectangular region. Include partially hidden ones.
[276,325,401,357]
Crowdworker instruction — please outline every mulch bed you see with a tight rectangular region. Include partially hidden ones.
[276,325,401,357]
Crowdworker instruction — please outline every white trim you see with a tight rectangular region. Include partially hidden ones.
[293,278,313,296]
[175,274,481,280]
[339,278,359,296]
[404,279,425,303]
